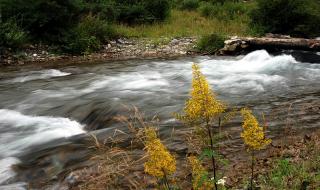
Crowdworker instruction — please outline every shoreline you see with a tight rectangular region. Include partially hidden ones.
[0,37,199,67]
[2,35,320,67]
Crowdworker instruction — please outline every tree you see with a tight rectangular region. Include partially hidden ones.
[251,0,320,37]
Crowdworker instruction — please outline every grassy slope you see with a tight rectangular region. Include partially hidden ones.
[115,9,252,39]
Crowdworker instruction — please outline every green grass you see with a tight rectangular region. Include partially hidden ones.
[114,9,252,38]
[258,148,320,189]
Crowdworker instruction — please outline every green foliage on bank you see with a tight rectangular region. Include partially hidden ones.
[197,33,226,54]
[1,0,320,55]
[251,0,320,37]
[0,0,171,54]
[62,15,116,54]
[0,20,28,50]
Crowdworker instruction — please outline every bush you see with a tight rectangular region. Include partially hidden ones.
[0,0,82,43]
[198,2,216,17]
[80,0,118,22]
[0,0,172,53]
[197,33,226,54]
[63,15,115,54]
[0,20,28,50]
[199,1,247,20]
[179,0,200,11]
[251,0,320,37]
[145,0,171,21]
[115,0,171,24]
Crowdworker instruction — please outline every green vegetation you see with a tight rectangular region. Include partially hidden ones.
[1,0,320,55]
[197,33,226,54]
[0,19,28,50]
[178,0,200,10]
[0,0,171,54]
[259,145,320,189]
[251,0,320,37]
[63,15,116,54]
[199,1,253,21]
[115,10,251,38]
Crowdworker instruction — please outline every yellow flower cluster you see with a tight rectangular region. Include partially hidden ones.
[240,108,271,150]
[180,63,225,124]
[188,156,213,190]
[144,127,176,178]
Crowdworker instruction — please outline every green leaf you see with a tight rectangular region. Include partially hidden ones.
[200,148,216,160]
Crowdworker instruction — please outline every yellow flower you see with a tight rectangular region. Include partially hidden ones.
[188,156,213,190]
[178,63,225,124]
[144,127,158,143]
[240,108,271,150]
[144,127,176,178]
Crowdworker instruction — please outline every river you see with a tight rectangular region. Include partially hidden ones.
[0,50,319,189]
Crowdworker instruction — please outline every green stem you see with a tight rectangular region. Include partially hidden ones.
[251,151,255,190]
[206,123,218,190]
[162,169,171,190]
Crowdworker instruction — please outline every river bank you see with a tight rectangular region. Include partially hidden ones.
[32,124,320,190]
[2,35,320,67]
[0,37,198,66]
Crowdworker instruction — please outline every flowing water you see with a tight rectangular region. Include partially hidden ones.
[0,50,319,189]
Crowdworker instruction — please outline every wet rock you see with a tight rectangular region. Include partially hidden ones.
[65,172,80,186]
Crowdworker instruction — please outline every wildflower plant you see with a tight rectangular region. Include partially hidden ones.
[240,108,271,190]
[178,63,226,125]
[144,127,176,189]
[176,63,226,190]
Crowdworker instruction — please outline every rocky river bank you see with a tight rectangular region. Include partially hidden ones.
[0,37,198,66]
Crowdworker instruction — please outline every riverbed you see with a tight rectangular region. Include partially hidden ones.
[0,50,319,189]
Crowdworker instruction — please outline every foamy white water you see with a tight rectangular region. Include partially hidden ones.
[9,69,70,83]
[0,110,84,186]
[2,50,319,115]
[0,109,84,157]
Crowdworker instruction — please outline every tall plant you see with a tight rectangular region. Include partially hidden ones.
[240,108,271,190]
[176,63,226,189]
[144,127,176,189]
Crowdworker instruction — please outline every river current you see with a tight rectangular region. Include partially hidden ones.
[0,50,319,189]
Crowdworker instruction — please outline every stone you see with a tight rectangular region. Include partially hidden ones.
[65,172,80,186]
[170,38,179,45]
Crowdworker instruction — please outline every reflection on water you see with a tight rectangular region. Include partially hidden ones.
[0,50,319,188]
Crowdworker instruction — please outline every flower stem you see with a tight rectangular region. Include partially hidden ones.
[162,169,171,190]
[206,123,218,190]
[250,151,255,190]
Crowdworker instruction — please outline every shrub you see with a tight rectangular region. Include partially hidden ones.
[115,0,171,24]
[198,2,216,17]
[197,33,226,54]
[251,0,320,37]
[179,0,200,11]
[63,15,115,54]
[145,0,171,21]
[0,0,82,43]
[199,1,248,20]
[80,0,118,22]
[0,20,28,50]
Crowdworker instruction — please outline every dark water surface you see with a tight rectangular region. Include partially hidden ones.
[0,50,319,189]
